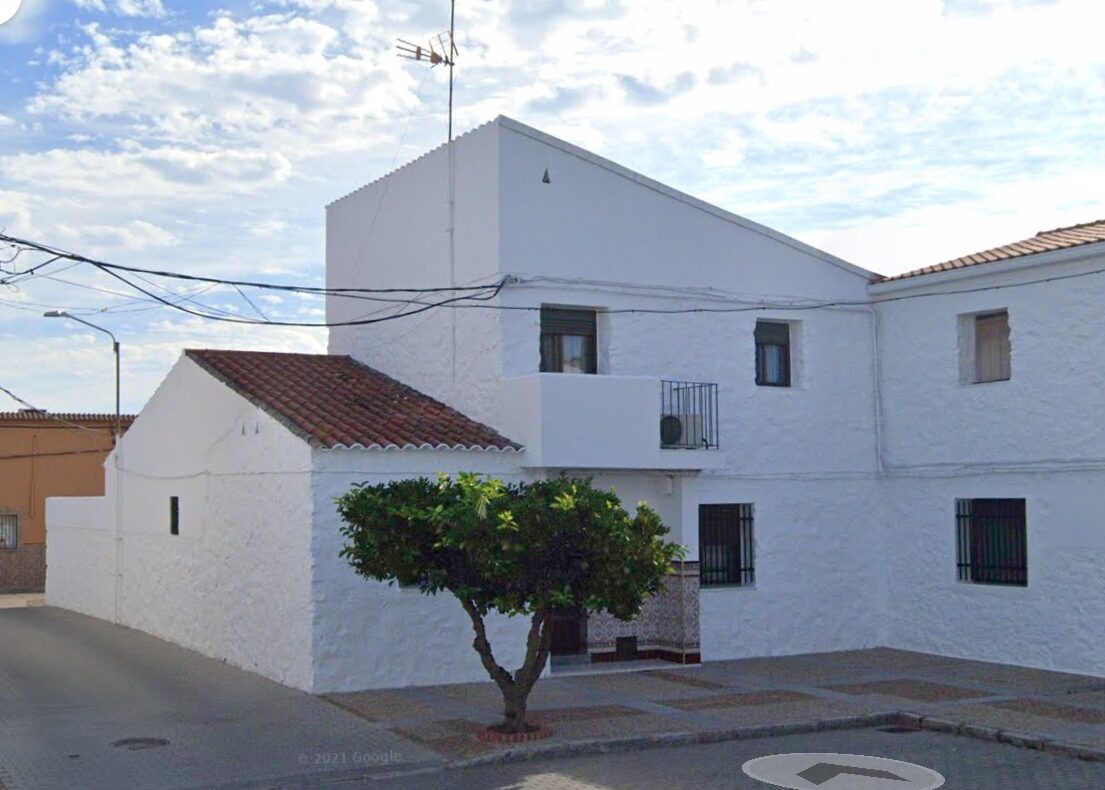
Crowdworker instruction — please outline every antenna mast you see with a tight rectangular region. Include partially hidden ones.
[396,1,459,142]
[448,0,456,141]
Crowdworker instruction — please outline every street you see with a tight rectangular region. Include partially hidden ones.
[0,607,442,789]
[370,727,1105,790]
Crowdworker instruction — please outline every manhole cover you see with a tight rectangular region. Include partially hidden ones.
[111,737,170,751]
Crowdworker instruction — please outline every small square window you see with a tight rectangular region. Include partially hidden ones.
[170,496,179,536]
[755,321,791,387]
[0,512,19,551]
[956,498,1026,586]
[699,504,755,587]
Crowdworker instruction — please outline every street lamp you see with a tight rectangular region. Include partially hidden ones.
[43,311,121,441]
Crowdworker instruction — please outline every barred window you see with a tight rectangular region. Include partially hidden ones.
[699,503,755,587]
[956,498,1026,586]
[0,512,19,551]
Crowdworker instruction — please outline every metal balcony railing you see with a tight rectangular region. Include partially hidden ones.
[659,380,719,449]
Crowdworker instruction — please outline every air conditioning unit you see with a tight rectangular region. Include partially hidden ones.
[660,413,705,448]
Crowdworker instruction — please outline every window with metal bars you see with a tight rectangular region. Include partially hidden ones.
[540,307,597,374]
[956,498,1026,586]
[0,511,18,551]
[755,321,791,387]
[698,503,755,587]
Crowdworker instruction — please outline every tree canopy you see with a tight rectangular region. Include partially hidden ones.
[337,473,683,733]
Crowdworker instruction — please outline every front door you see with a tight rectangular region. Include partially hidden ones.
[549,609,588,656]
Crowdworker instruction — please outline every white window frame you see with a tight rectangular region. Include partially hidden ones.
[0,510,20,551]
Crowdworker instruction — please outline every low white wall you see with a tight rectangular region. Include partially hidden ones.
[44,495,114,621]
[309,449,535,693]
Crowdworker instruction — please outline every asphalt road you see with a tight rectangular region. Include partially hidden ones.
[371,727,1105,789]
[0,607,441,790]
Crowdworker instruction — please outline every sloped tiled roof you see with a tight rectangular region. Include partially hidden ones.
[0,412,135,426]
[879,219,1105,282]
[185,349,520,452]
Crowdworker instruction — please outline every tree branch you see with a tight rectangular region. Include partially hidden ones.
[460,597,514,690]
[514,610,551,690]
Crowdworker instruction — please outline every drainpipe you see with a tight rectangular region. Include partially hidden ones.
[866,306,886,477]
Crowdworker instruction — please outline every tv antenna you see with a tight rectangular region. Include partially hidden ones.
[397,0,459,141]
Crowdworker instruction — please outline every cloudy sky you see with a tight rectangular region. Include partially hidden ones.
[1,0,1104,414]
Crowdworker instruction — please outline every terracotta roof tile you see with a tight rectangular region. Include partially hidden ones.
[879,218,1105,282]
[184,349,520,452]
[0,412,135,425]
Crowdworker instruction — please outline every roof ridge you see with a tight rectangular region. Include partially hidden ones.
[1036,218,1105,237]
[877,218,1105,283]
[325,117,501,208]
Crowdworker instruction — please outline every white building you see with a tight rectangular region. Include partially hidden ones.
[47,117,1105,693]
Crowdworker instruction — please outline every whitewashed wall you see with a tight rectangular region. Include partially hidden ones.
[326,120,505,428]
[308,448,534,692]
[44,495,114,621]
[873,247,1105,676]
[47,356,317,690]
[881,472,1105,677]
[327,117,890,668]
[691,476,887,660]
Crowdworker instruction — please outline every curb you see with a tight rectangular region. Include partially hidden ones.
[450,711,901,770]
[897,711,1105,763]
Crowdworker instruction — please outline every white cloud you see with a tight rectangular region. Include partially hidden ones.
[55,219,179,251]
[70,0,166,17]
[4,0,1105,408]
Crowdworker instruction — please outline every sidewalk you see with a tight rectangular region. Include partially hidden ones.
[325,648,1105,767]
[0,592,44,609]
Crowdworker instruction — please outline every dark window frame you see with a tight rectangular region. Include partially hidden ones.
[698,503,755,587]
[540,307,597,374]
[755,320,791,387]
[170,496,180,536]
[956,498,1026,587]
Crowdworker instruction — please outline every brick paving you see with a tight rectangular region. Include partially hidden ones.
[326,647,1105,767]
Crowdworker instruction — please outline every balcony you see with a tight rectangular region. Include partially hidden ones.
[498,374,722,470]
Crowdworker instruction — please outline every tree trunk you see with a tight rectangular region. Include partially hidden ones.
[502,684,529,733]
[459,598,552,734]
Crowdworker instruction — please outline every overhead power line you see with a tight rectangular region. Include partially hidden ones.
[0,233,493,294]
[5,232,1105,329]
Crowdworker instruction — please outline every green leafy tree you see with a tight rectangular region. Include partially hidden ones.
[337,473,683,734]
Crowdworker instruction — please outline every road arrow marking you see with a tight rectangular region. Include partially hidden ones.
[797,762,910,785]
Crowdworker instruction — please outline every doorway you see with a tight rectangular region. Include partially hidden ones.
[549,608,588,660]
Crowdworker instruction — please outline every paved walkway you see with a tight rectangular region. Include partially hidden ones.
[328,647,1105,767]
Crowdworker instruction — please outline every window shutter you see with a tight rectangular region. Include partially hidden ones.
[975,312,1011,382]
[540,308,596,336]
[754,321,789,346]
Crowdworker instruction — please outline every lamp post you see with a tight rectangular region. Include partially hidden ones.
[43,311,120,441]
[44,310,125,622]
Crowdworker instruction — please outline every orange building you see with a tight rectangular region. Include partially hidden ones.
[0,410,134,592]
